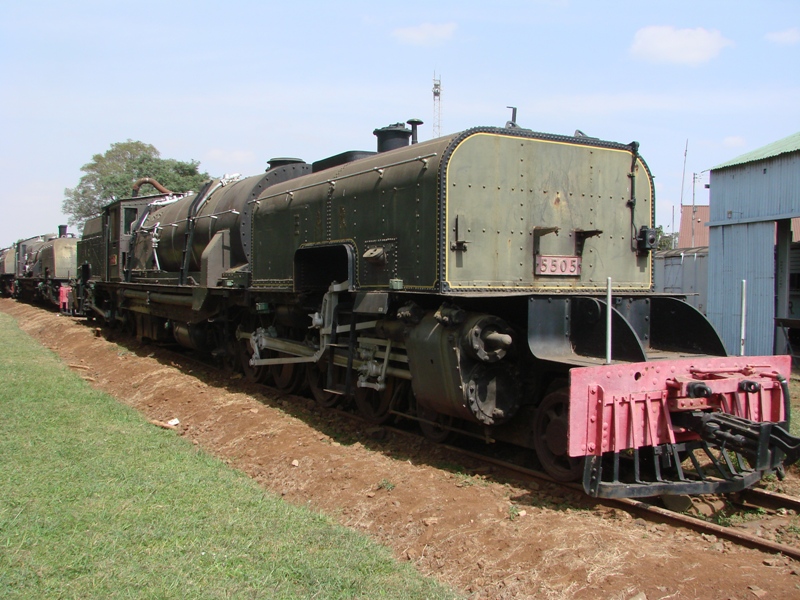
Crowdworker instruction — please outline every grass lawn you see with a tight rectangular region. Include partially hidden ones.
[0,312,458,599]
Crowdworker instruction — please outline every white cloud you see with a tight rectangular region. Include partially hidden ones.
[392,22,457,46]
[765,27,800,45]
[630,26,734,66]
[723,136,746,148]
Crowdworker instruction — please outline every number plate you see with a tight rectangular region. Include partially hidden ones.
[535,255,582,276]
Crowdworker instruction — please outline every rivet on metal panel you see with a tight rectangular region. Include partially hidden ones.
[588,443,595,452]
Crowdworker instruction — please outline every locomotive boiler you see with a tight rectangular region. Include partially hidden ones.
[75,120,800,498]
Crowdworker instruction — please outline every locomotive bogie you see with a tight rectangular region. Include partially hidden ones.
[405,311,519,426]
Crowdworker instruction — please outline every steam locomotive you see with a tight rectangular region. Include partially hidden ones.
[0,226,77,303]
[7,119,800,498]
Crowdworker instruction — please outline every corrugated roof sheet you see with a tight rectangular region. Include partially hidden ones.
[712,131,800,170]
[654,246,708,258]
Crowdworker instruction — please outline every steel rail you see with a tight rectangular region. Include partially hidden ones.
[61,309,800,562]
[423,440,800,561]
[738,487,800,513]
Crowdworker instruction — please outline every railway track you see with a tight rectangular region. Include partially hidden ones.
[420,438,800,561]
[60,312,800,562]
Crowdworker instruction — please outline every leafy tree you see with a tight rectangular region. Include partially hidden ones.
[654,225,678,251]
[62,140,210,230]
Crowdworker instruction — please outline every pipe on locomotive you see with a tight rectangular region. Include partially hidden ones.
[132,178,175,197]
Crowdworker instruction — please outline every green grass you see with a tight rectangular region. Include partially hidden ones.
[0,313,458,600]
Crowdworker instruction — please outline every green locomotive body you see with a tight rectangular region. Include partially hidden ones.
[248,128,653,293]
[71,121,799,498]
[12,227,77,306]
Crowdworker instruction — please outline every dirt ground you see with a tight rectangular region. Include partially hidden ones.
[3,298,800,600]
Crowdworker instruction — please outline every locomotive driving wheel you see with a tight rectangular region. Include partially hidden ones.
[306,358,342,408]
[354,377,396,424]
[418,405,454,443]
[532,388,584,482]
[270,353,306,394]
[238,338,272,384]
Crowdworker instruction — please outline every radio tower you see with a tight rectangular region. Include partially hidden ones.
[432,73,442,138]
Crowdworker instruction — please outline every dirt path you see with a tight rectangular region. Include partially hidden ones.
[3,298,800,600]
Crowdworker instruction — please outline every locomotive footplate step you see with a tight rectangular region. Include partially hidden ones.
[581,436,795,499]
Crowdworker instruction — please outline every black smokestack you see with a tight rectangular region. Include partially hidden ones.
[373,122,412,153]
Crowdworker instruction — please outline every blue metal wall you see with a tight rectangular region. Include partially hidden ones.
[709,153,800,223]
[707,222,775,355]
[708,151,800,355]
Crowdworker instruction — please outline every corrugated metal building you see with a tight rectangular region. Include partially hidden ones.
[707,131,800,355]
[653,206,710,313]
[653,246,709,313]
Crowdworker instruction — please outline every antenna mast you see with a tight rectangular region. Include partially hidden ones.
[677,139,688,249]
[679,139,688,208]
[432,73,442,138]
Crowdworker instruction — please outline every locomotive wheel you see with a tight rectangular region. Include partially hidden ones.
[270,354,306,394]
[532,389,584,482]
[418,405,454,443]
[306,359,342,408]
[354,378,396,424]
[223,339,240,374]
[239,339,272,384]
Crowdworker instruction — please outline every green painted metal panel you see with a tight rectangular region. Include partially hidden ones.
[250,136,453,291]
[442,132,653,292]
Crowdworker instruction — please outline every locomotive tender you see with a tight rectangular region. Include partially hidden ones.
[60,120,800,497]
[0,226,77,304]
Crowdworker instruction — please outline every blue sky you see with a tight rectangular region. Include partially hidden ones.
[1,0,798,247]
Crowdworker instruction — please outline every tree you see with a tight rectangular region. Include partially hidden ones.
[654,225,678,251]
[62,140,210,230]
